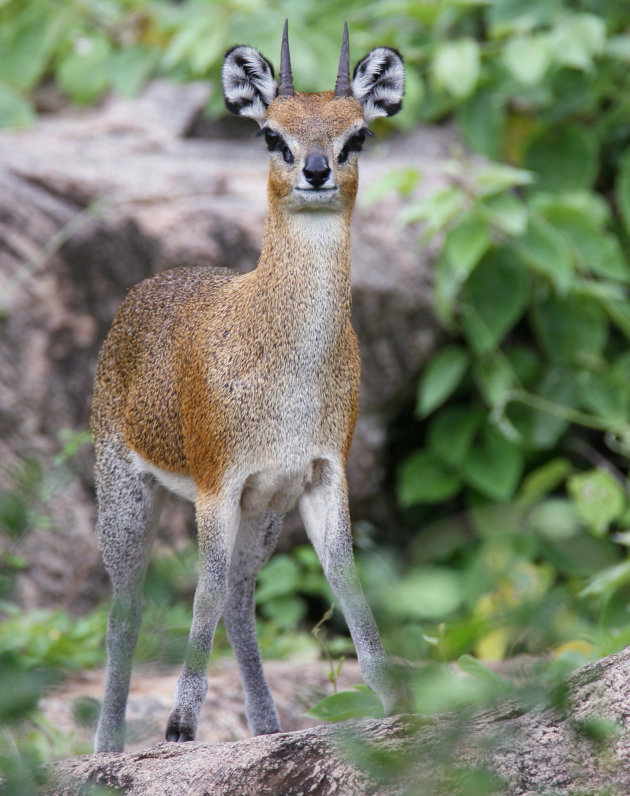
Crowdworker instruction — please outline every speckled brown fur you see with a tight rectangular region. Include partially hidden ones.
[92,99,361,492]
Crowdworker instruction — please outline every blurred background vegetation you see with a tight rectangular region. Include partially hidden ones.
[2,0,630,791]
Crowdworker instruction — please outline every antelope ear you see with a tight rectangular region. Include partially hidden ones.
[351,47,405,121]
[222,46,278,123]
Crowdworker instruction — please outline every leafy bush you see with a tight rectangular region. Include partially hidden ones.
[370,0,630,669]
[0,0,419,125]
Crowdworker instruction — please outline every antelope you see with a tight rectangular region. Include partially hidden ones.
[91,21,407,753]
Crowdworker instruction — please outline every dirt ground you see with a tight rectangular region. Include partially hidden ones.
[41,656,363,752]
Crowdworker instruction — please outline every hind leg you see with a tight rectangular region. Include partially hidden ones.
[223,512,283,735]
[94,437,165,753]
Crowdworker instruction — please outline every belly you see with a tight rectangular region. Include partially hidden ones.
[130,449,325,514]
[239,459,325,515]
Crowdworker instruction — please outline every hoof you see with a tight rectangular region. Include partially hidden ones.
[165,715,195,743]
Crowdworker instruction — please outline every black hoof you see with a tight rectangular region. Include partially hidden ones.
[166,717,195,742]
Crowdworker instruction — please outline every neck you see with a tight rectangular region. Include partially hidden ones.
[253,201,353,341]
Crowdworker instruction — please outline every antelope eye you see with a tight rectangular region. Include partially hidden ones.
[351,131,366,150]
[264,129,280,150]
[338,128,369,164]
[259,127,294,164]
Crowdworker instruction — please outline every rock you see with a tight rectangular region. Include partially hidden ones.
[48,647,630,796]
[0,81,453,610]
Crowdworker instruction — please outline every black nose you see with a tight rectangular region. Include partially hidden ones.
[303,153,331,189]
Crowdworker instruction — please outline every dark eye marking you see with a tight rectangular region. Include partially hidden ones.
[338,127,373,165]
[256,126,294,165]
[282,145,294,165]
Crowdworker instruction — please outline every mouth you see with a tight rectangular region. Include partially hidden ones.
[294,186,339,193]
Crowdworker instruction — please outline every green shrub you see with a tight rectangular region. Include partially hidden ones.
[370,0,630,668]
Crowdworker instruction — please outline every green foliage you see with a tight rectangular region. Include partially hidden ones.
[0,0,426,124]
[0,651,58,794]
[370,0,630,696]
[0,603,107,669]
[306,683,383,721]
[256,545,332,631]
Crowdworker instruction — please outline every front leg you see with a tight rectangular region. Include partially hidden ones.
[166,493,240,742]
[299,461,407,715]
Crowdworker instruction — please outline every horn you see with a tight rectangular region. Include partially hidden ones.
[278,19,294,97]
[334,21,351,97]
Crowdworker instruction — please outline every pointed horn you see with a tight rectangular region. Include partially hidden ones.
[278,19,294,97]
[334,21,351,97]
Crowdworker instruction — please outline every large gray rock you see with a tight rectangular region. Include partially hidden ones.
[0,81,452,610]
[49,646,630,796]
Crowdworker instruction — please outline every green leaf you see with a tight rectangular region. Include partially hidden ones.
[468,500,525,540]
[607,35,630,63]
[397,450,461,507]
[462,424,524,501]
[162,18,205,69]
[474,163,534,197]
[427,406,484,468]
[526,499,581,541]
[532,191,610,229]
[458,654,513,693]
[57,36,112,104]
[472,356,515,407]
[383,567,465,619]
[417,345,469,417]
[611,351,630,386]
[262,595,306,631]
[540,533,618,578]
[575,370,629,425]
[434,253,461,326]
[109,46,157,97]
[505,344,541,387]
[255,555,300,602]
[457,88,505,160]
[443,216,491,283]
[523,125,599,192]
[0,491,29,537]
[616,147,630,237]
[550,14,606,71]
[512,215,574,293]
[305,686,383,721]
[398,186,463,232]
[0,83,34,127]
[580,560,630,599]
[531,295,608,366]
[190,18,228,74]
[480,193,528,236]
[518,458,573,505]
[567,469,626,537]
[509,366,576,449]
[503,35,553,86]
[486,0,560,37]
[362,168,421,206]
[603,298,630,343]
[460,249,530,354]
[433,39,480,99]
[0,9,60,92]
[534,197,630,284]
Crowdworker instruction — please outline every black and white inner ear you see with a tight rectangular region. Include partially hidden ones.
[222,45,278,122]
[351,47,405,122]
